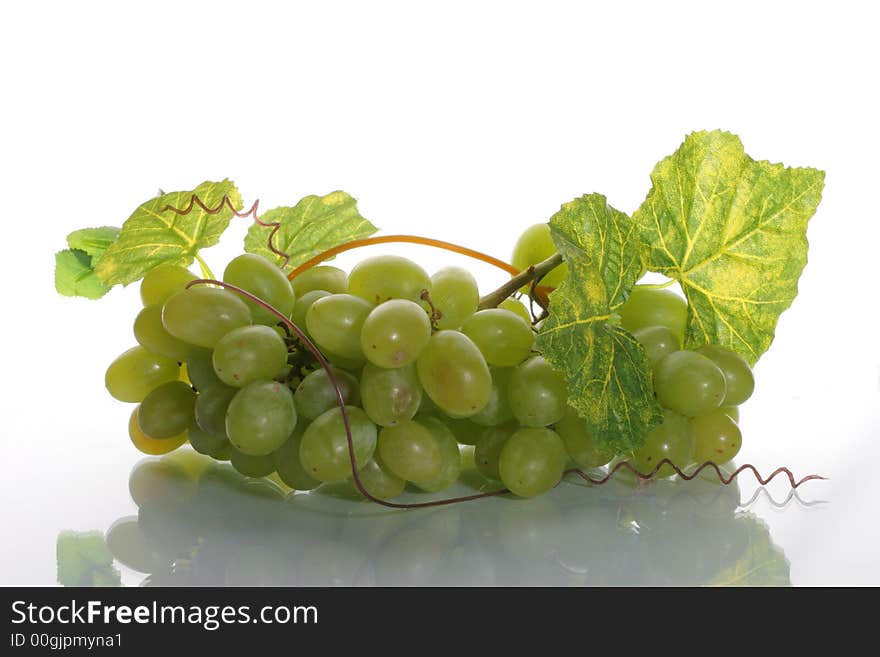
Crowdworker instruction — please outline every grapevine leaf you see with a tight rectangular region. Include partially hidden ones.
[707,515,791,587]
[94,179,242,286]
[56,530,121,587]
[244,191,377,270]
[66,226,120,258]
[55,249,112,299]
[634,131,825,364]
[536,194,662,452]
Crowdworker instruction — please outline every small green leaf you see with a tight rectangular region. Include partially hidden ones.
[66,226,120,258]
[707,515,791,587]
[244,191,377,270]
[55,249,112,299]
[56,530,121,587]
[95,179,242,286]
[634,131,825,364]
[536,194,662,452]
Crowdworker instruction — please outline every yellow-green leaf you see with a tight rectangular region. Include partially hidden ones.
[55,249,112,299]
[244,191,377,270]
[95,179,242,286]
[707,514,791,587]
[634,131,825,363]
[536,194,662,452]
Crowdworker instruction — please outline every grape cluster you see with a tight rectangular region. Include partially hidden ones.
[105,223,754,501]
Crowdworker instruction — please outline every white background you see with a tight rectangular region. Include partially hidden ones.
[1,1,878,585]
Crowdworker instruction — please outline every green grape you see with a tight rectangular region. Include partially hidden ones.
[128,407,187,456]
[473,423,517,480]
[377,420,443,483]
[291,265,348,297]
[443,417,484,446]
[720,405,740,422]
[632,325,680,366]
[162,287,252,348]
[507,356,567,427]
[273,430,321,491]
[226,380,297,456]
[629,409,695,477]
[696,345,755,406]
[692,410,742,465]
[140,263,196,307]
[299,406,377,482]
[212,325,288,387]
[429,267,479,330]
[498,427,567,498]
[290,290,330,337]
[105,346,179,403]
[187,419,229,458]
[416,330,492,417]
[184,348,222,391]
[223,253,296,326]
[137,381,197,439]
[499,298,532,324]
[348,255,431,304]
[554,407,613,468]
[133,305,193,361]
[460,309,534,367]
[413,416,462,493]
[229,446,276,478]
[194,383,237,438]
[654,351,726,417]
[360,299,432,368]
[360,363,422,427]
[470,367,515,427]
[294,367,360,421]
[305,293,373,361]
[618,287,687,341]
[355,458,405,500]
[511,223,568,289]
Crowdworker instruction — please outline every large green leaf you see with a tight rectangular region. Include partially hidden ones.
[56,530,121,587]
[244,191,377,270]
[55,226,120,299]
[634,131,825,363]
[95,179,242,286]
[536,194,662,452]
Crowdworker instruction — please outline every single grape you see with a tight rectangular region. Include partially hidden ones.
[507,356,567,427]
[654,351,726,417]
[229,446,277,478]
[554,407,613,468]
[416,330,492,417]
[133,305,193,361]
[140,263,196,307]
[298,406,377,482]
[696,345,755,406]
[223,253,296,325]
[413,416,462,493]
[194,383,238,439]
[511,223,568,289]
[428,267,479,330]
[360,363,422,427]
[355,458,405,500]
[184,348,222,391]
[162,287,252,348]
[226,380,297,456]
[305,293,373,361]
[498,427,567,498]
[294,367,360,421]
[461,309,534,367]
[499,298,532,324]
[212,325,288,387]
[473,423,517,480]
[618,287,687,341]
[290,290,330,338]
[348,255,431,304]
[470,367,515,427]
[273,430,321,491]
[629,409,695,477]
[105,346,179,403]
[720,405,740,422]
[187,419,229,458]
[692,410,742,465]
[632,325,680,366]
[291,265,348,297]
[360,299,432,368]
[128,407,186,455]
[137,381,196,439]
[377,420,443,483]
[443,417,485,446]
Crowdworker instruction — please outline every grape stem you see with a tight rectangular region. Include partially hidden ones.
[194,254,215,281]
[478,252,563,310]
